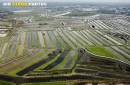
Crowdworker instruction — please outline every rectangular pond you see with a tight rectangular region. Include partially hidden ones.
[32,32,38,47]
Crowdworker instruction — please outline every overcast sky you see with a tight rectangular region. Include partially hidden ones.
[1,0,130,2]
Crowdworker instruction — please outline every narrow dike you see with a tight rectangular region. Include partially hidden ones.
[64,50,76,68]
[43,50,70,70]
[16,50,60,76]
[27,32,31,48]
[71,48,84,71]
[75,69,129,79]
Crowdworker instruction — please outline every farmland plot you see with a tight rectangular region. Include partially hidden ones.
[0,49,43,71]
[27,32,31,48]
[94,20,110,30]
[53,31,59,36]
[103,35,122,45]
[77,48,83,61]
[17,33,21,41]
[94,21,109,29]
[53,31,67,48]
[90,21,103,29]
[19,32,26,55]
[119,46,130,55]
[32,32,38,47]
[95,20,109,30]
[89,22,99,29]
[83,51,87,62]
[95,30,115,45]
[96,20,112,29]
[58,28,61,31]
[0,43,8,58]
[111,46,130,59]
[42,31,53,48]
[69,32,86,46]
[80,31,94,45]
[59,32,76,49]
[105,47,130,63]
[100,36,115,45]
[48,31,61,48]
[11,36,17,41]
[2,43,12,60]
[38,32,45,47]
[76,31,82,35]
[78,31,94,45]
[90,21,102,29]
[95,30,103,35]
[20,32,26,45]
[43,50,70,70]
[16,50,59,76]
[74,68,126,79]
[26,28,53,31]
[58,37,68,49]
[10,42,18,57]
[3,49,54,74]
[87,30,109,45]
[82,30,102,45]
[96,20,111,29]
[73,31,93,45]
[55,29,59,32]
[63,31,80,47]
[64,50,76,68]
[68,27,71,30]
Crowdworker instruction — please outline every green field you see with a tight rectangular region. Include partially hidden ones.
[0,80,15,85]
[86,46,121,60]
